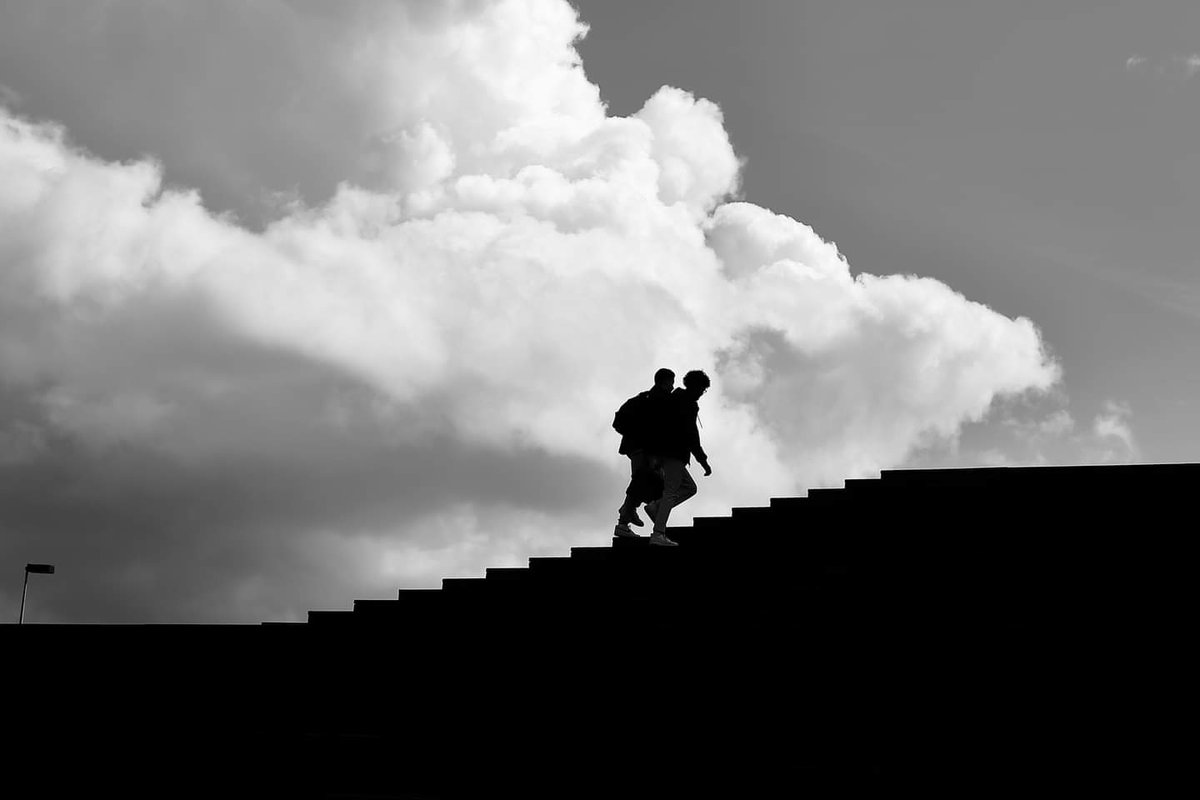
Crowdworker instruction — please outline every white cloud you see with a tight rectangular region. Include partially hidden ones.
[0,0,1061,621]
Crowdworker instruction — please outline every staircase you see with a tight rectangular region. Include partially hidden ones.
[5,464,1194,798]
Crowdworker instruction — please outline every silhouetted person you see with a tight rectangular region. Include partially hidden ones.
[647,369,712,546]
[613,368,675,538]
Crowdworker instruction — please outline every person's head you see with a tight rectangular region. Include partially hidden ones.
[682,369,711,400]
[653,368,675,391]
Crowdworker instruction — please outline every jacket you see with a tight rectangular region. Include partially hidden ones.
[658,388,708,465]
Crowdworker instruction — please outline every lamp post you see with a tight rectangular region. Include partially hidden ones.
[19,563,55,625]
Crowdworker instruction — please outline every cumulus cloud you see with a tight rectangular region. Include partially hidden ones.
[0,0,1059,622]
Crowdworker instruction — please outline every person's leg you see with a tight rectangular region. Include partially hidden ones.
[641,454,663,515]
[618,451,647,523]
[678,466,697,506]
[653,459,696,533]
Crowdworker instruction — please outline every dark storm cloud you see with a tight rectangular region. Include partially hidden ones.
[0,371,617,623]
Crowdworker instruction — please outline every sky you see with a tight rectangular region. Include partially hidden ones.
[0,0,1190,623]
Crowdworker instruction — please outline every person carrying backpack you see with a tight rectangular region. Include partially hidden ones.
[612,368,675,538]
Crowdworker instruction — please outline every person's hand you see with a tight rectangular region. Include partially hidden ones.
[701,460,712,477]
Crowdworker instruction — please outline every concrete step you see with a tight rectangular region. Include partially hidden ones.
[442,577,488,591]
[487,567,531,581]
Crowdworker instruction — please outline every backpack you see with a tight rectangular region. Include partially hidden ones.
[612,393,645,436]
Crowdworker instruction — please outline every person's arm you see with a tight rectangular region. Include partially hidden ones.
[689,408,711,475]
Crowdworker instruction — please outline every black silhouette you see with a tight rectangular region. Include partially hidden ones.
[612,367,674,538]
[5,463,1194,797]
[646,369,712,546]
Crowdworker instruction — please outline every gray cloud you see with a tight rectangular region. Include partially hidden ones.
[901,388,1139,470]
[0,84,20,109]
[1125,52,1200,81]
[1092,399,1136,457]
[1,370,618,623]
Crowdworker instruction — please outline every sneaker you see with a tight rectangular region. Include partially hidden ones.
[614,522,641,539]
[649,531,678,547]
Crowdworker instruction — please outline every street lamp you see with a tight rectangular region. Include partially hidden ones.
[19,563,55,625]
